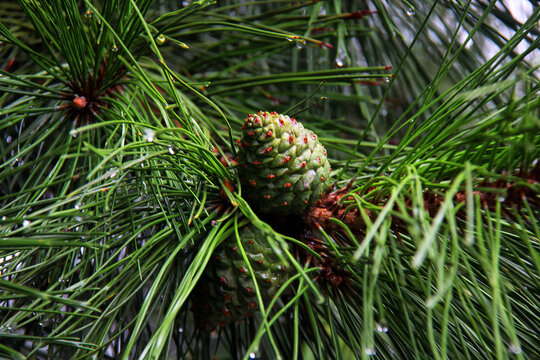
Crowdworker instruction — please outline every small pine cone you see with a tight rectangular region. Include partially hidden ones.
[191,224,289,329]
[238,111,331,215]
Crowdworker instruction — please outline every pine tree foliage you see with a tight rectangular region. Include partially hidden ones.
[0,0,539,359]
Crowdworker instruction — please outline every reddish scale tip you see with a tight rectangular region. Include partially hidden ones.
[246,287,253,292]
[215,256,220,260]
[317,157,321,163]
[303,136,308,144]
[258,260,263,264]
[73,96,87,109]
[265,130,272,138]
[264,194,271,199]
[244,141,250,147]
[283,201,288,206]
[288,135,294,144]
[248,302,256,309]
[291,118,297,124]
[249,240,254,244]
[265,279,271,283]
[263,146,273,153]
[220,277,227,283]
[279,118,284,126]
[252,160,261,165]
[249,179,256,186]
[282,156,291,164]
[271,111,278,115]
[224,294,231,302]
[321,176,325,181]
[312,134,317,139]
[239,267,246,273]
[247,131,255,136]
[222,309,231,317]
[284,182,292,188]
[300,161,306,168]
[232,246,237,251]
[267,174,276,179]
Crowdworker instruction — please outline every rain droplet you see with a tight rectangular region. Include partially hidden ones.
[168,146,175,154]
[143,128,155,142]
[23,220,31,227]
[211,220,219,227]
[376,323,388,333]
[85,10,92,18]
[74,204,81,210]
[407,8,416,16]
[286,37,294,42]
[508,343,522,354]
[1,216,6,221]
[384,76,391,83]
[296,39,306,49]
[249,353,257,359]
[178,327,184,333]
[157,34,166,45]
[5,135,12,143]
[335,48,346,67]
[365,347,377,356]
[70,129,78,138]
[111,44,118,52]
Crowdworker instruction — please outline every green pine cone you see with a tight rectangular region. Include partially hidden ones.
[238,111,331,215]
[191,224,289,329]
